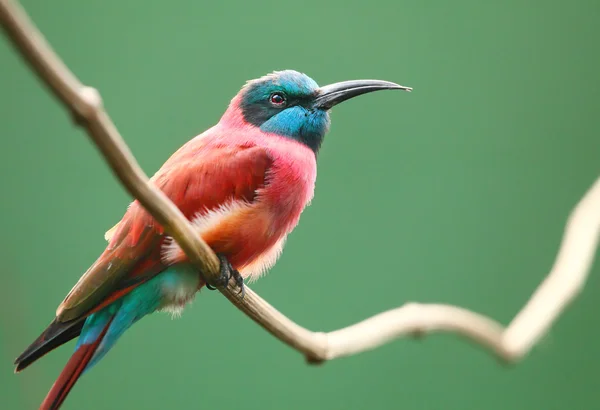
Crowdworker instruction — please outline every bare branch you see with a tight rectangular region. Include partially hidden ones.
[502,177,600,358]
[1,0,598,366]
[0,0,220,281]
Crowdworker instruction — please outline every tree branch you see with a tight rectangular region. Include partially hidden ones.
[1,0,598,365]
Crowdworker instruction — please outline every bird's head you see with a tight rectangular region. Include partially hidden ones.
[224,70,411,153]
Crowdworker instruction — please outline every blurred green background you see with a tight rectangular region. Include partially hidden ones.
[1,0,599,409]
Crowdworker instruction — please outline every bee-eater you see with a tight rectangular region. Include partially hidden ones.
[14,70,411,409]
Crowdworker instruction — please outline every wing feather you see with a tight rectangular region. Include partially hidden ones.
[57,142,273,322]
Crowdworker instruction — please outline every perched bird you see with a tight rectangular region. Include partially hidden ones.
[14,70,411,409]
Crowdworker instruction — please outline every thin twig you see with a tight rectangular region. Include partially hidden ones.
[1,0,598,365]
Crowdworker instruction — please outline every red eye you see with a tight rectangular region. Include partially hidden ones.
[270,93,286,106]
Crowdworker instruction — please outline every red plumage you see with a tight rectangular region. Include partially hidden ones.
[15,92,317,381]
[57,92,316,321]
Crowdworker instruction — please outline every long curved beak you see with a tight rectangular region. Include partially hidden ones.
[314,79,412,110]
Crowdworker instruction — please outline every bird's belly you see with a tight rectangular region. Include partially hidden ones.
[161,200,293,282]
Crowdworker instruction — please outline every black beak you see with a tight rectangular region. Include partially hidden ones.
[314,79,412,110]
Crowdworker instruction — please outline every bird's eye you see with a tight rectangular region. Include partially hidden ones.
[269,93,287,107]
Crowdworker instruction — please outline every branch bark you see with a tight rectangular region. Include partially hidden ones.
[1,0,599,365]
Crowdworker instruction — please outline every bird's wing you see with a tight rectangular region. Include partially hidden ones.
[56,143,273,322]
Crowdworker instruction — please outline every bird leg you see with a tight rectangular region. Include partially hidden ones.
[205,254,245,298]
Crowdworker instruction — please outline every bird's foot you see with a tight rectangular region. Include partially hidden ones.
[205,254,245,298]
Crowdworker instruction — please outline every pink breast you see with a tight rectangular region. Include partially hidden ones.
[261,134,317,230]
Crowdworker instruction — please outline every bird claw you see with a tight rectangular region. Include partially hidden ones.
[205,254,245,298]
[233,270,245,299]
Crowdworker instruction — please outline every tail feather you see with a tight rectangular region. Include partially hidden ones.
[14,319,84,373]
[40,314,114,410]
[20,267,166,409]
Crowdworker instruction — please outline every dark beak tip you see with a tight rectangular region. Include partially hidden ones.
[388,83,413,92]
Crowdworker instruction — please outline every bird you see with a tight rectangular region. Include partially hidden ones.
[14,70,411,409]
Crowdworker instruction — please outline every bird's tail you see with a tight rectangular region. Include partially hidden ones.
[14,319,84,373]
[39,295,147,410]
[40,313,115,410]
[18,272,165,409]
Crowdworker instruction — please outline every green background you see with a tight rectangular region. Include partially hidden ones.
[1,0,599,409]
